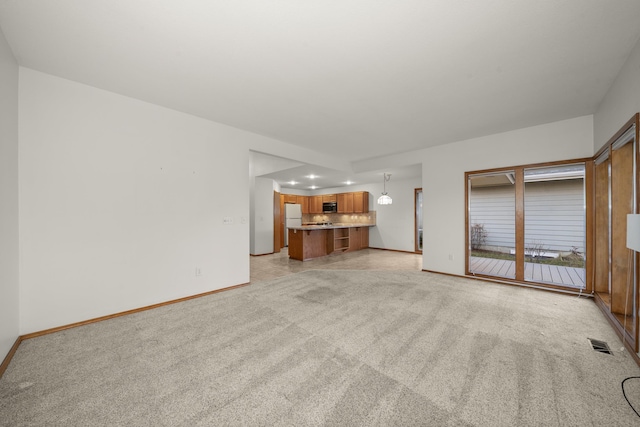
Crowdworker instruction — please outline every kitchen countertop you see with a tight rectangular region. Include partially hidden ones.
[288,223,375,230]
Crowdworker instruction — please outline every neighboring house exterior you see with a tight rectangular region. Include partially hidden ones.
[469,178,585,255]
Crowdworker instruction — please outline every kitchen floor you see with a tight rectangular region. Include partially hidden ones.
[250,247,423,283]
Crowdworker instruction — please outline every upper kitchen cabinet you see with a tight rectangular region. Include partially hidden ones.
[337,193,354,213]
[282,191,368,215]
[310,195,323,214]
[353,192,369,213]
[297,195,309,214]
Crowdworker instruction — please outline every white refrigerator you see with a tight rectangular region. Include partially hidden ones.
[284,204,302,246]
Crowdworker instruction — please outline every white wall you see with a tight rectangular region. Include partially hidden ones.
[18,68,258,334]
[315,176,422,252]
[252,177,276,255]
[0,29,19,362]
[594,37,640,151]
[421,115,594,275]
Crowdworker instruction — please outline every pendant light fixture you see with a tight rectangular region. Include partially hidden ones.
[377,173,392,205]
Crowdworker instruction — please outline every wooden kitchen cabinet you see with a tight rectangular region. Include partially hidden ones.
[348,227,360,251]
[310,195,323,214]
[288,228,331,261]
[297,195,309,214]
[359,226,369,248]
[353,192,369,213]
[286,192,367,214]
[348,227,369,250]
[337,193,354,213]
[333,227,350,252]
[288,226,371,260]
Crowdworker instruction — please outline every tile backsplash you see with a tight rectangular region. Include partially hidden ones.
[303,211,376,226]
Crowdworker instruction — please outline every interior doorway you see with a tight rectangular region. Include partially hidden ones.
[415,188,423,253]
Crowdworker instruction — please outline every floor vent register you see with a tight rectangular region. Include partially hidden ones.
[588,338,613,355]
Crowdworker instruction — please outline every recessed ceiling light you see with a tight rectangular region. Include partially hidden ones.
[310,185,317,190]
[289,180,297,185]
[345,180,353,185]
[308,174,317,179]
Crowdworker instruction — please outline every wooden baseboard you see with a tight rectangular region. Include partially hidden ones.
[369,247,421,255]
[2,282,249,379]
[0,336,22,379]
[22,282,250,340]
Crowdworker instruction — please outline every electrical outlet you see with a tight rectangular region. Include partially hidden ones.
[195,267,202,277]
[223,216,234,225]
[449,254,454,260]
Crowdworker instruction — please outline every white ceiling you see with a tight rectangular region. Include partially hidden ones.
[1,1,640,183]
[250,150,421,190]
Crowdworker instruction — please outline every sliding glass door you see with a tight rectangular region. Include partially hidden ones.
[468,172,516,279]
[467,161,587,290]
[593,116,637,352]
[523,164,586,288]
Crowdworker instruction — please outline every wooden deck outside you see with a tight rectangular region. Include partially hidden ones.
[469,256,585,288]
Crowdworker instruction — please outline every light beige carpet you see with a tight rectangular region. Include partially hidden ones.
[1,270,639,426]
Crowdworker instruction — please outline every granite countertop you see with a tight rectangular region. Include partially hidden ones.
[288,223,375,230]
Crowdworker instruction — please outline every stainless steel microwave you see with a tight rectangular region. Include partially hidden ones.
[322,202,337,213]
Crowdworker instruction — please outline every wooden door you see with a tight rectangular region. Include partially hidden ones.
[415,188,423,253]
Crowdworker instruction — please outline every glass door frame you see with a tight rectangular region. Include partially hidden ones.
[465,158,593,293]
[592,113,639,353]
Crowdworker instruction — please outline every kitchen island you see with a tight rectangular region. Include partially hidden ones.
[287,224,374,261]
